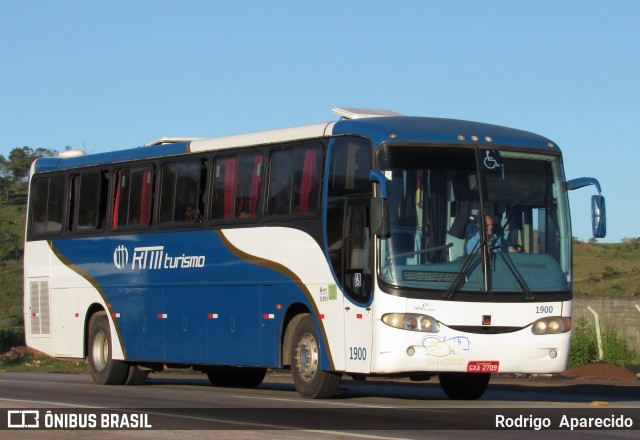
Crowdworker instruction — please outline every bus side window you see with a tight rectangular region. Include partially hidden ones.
[293,146,323,214]
[30,175,66,234]
[267,145,323,216]
[235,154,262,218]
[267,149,293,216]
[69,171,108,231]
[112,165,153,228]
[159,162,177,223]
[211,154,262,220]
[211,156,237,220]
[159,159,207,223]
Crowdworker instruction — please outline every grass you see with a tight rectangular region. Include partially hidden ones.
[572,238,640,297]
[0,350,89,373]
[0,259,24,328]
[569,317,638,367]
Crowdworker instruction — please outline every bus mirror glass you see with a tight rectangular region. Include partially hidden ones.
[591,194,606,238]
[371,196,389,236]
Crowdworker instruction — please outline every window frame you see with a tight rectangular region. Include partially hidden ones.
[111,164,155,230]
[209,151,264,222]
[266,143,324,218]
[29,174,67,236]
[158,158,208,226]
[68,171,109,233]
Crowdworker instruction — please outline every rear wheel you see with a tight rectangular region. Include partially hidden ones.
[206,366,267,388]
[88,313,129,385]
[124,366,150,385]
[438,372,490,400]
[290,314,341,398]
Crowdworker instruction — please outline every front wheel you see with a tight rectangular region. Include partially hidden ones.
[290,314,341,398]
[438,372,490,400]
[88,312,129,385]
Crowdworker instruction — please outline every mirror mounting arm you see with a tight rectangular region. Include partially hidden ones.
[567,177,606,239]
[369,171,389,236]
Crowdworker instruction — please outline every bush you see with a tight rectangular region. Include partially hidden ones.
[569,318,637,366]
[0,327,25,353]
[569,318,597,367]
[602,327,636,365]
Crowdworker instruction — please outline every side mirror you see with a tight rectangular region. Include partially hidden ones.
[567,177,606,239]
[566,177,602,193]
[591,195,606,238]
[369,170,389,236]
[370,196,389,236]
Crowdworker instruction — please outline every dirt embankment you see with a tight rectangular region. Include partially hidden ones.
[562,362,639,381]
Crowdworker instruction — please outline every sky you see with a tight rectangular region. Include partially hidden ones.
[1,1,638,243]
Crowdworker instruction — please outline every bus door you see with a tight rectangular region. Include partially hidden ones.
[326,136,374,374]
[342,197,373,373]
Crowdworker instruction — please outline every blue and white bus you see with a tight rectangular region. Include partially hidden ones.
[24,107,606,399]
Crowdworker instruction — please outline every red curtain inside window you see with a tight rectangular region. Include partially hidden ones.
[299,149,318,213]
[249,156,263,217]
[112,170,124,228]
[224,158,237,219]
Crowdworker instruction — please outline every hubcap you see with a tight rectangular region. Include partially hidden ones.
[294,332,318,382]
[91,330,108,371]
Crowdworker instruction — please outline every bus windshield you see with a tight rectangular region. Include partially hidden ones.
[376,146,572,299]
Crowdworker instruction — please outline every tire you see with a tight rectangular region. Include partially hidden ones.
[124,366,150,385]
[290,314,341,398]
[88,313,129,385]
[206,366,267,388]
[438,372,491,400]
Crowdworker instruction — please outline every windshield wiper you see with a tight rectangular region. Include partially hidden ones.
[443,239,483,299]
[495,251,535,301]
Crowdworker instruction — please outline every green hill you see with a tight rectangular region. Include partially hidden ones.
[573,238,640,297]
[0,183,27,328]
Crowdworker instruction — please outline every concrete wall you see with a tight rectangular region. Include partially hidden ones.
[572,297,640,355]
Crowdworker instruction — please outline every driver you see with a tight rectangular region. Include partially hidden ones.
[464,214,516,255]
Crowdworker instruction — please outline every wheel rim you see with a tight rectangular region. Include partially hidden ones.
[91,330,108,372]
[294,332,318,382]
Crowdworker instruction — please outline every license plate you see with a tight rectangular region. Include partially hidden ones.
[467,361,499,373]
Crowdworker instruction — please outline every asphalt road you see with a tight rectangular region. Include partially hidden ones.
[0,370,638,439]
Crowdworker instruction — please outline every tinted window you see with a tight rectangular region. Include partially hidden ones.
[159,159,206,223]
[70,172,109,231]
[112,165,154,228]
[328,137,371,196]
[268,145,323,216]
[267,149,293,216]
[211,153,263,220]
[31,175,66,234]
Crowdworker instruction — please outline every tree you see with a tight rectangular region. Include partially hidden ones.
[0,146,58,183]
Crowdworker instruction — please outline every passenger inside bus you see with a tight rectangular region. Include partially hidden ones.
[183,204,202,222]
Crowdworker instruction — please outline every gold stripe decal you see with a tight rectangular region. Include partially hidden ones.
[216,230,336,370]
[48,241,127,358]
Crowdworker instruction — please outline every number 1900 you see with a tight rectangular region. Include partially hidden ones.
[349,347,367,361]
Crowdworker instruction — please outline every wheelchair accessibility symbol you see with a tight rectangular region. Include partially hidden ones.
[482,150,502,170]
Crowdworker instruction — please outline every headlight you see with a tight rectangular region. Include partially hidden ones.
[382,313,441,333]
[531,316,571,335]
